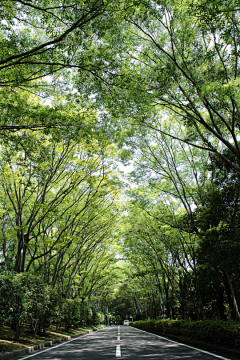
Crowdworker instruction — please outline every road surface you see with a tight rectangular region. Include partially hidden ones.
[17,325,230,360]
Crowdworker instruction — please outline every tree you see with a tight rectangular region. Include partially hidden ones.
[77,0,240,171]
[0,0,112,87]
[0,273,51,340]
[0,87,98,134]
[0,0,130,133]
[193,151,240,320]
[0,122,121,272]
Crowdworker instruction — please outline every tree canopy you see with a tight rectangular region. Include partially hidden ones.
[1,0,240,338]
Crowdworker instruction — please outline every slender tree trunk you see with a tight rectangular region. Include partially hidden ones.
[14,232,24,273]
[217,285,227,320]
[223,269,240,321]
[179,275,187,320]
[14,320,21,341]
[33,320,39,336]
[65,257,81,299]
[21,237,28,272]
[193,269,204,320]
[164,278,169,318]
[52,253,64,288]
[2,194,10,272]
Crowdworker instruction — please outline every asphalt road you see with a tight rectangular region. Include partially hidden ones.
[17,325,230,360]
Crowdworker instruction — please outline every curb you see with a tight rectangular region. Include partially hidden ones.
[0,331,92,360]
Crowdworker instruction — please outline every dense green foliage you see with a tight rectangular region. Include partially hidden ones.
[0,0,240,346]
[0,273,106,339]
[132,319,240,349]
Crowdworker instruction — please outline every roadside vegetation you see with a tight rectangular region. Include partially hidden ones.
[132,319,240,351]
[0,325,103,354]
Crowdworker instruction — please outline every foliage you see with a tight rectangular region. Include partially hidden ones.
[191,151,240,320]
[0,0,120,87]
[0,273,51,339]
[92,310,105,325]
[0,272,107,340]
[1,0,240,341]
[0,275,24,329]
[132,319,240,349]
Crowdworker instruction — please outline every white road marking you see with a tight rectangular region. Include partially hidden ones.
[117,335,120,340]
[135,327,231,360]
[116,344,121,357]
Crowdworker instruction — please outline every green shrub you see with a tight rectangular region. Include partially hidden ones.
[0,275,24,332]
[0,273,51,339]
[62,299,81,329]
[48,291,66,330]
[80,304,93,326]
[20,274,51,335]
[0,274,105,336]
[92,310,105,325]
[132,319,240,349]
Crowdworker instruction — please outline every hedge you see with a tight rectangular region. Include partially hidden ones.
[132,319,240,349]
[0,273,106,340]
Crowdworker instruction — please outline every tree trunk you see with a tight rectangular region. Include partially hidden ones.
[179,275,187,319]
[14,320,21,341]
[193,268,204,320]
[33,320,39,336]
[223,270,240,321]
[2,194,10,272]
[217,285,227,320]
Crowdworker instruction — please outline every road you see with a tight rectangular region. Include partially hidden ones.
[17,325,230,360]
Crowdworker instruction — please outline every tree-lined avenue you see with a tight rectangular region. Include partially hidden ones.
[1,0,240,352]
[16,326,230,360]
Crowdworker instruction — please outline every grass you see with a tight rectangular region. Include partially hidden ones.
[0,324,104,354]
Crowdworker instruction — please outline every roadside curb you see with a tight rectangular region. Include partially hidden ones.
[0,330,93,360]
